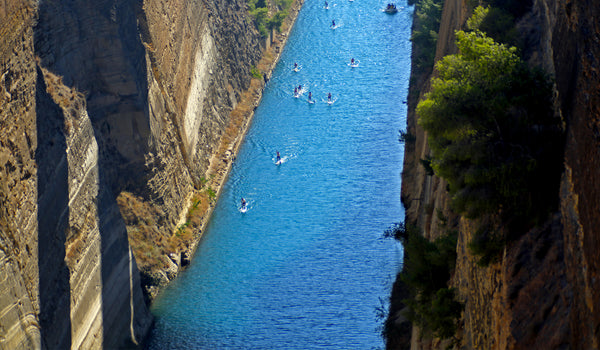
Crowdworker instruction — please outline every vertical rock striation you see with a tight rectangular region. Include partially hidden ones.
[390,0,600,348]
[0,0,269,347]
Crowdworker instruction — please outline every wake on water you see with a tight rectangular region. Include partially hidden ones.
[323,96,338,105]
[292,85,308,98]
[239,197,255,213]
[274,155,290,165]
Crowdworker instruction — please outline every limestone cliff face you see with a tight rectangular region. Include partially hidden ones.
[392,0,600,348]
[0,0,266,347]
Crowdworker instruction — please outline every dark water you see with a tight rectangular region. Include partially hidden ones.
[146,0,412,348]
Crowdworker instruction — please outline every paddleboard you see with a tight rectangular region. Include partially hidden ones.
[275,155,289,165]
[323,97,337,105]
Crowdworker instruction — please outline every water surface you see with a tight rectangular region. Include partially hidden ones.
[146,0,412,348]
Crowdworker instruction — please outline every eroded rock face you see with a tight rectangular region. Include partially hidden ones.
[0,0,263,347]
[390,0,600,348]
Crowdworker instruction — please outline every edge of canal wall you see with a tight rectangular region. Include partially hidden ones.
[154,0,306,298]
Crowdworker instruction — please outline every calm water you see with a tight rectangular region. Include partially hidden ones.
[146,0,412,348]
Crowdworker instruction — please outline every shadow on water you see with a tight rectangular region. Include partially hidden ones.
[35,65,72,349]
[34,0,152,347]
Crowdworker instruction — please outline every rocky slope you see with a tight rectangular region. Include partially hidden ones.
[0,0,298,348]
[388,0,600,348]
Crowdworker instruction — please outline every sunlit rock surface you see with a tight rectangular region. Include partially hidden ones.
[0,0,265,347]
[389,0,600,348]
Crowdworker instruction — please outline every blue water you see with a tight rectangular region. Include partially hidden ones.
[146,0,412,348]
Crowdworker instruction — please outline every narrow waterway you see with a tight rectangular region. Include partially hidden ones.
[146,0,412,348]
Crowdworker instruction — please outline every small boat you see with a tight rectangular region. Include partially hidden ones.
[384,3,398,13]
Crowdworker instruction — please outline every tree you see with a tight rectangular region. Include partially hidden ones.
[417,30,562,230]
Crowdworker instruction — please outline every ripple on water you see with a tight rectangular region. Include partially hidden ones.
[147,0,412,348]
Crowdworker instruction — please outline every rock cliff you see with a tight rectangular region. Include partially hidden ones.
[388,0,600,348]
[0,0,293,347]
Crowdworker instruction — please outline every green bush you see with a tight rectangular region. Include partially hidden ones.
[417,30,562,226]
[400,229,462,339]
[247,0,291,38]
[275,0,293,10]
[398,129,416,144]
[410,0,444,73]
[383,222,408,241]
[468,6,520,49]
[250,7,269,37]
[405,287,463,339]
[267,10,287,31]
[467,223,505,266]
[420,156,434,176]
[401,229,456,300]
[250,66,263,79]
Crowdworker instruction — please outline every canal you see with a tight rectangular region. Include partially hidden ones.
[146,0,412,348]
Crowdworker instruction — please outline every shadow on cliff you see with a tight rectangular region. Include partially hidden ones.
[36,66,72,349]
[87,1,153,346]
[34,0,152,347]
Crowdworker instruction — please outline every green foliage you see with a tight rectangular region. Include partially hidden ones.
[410,0,444,73]
[206,187,216,200]
[466,5,489,31]
[267,10,287,31]
[383,222,409,241]
[398,129,416,144]
[401,230,458,295]
[468,225,505,266]
[468,6,520,49]
[420,156,434,176]
[400,229,462,338]
[479,7,519,47]
[247,0,291,38]
[250,7,269,37]
[199,177,208,187]
[247,0,266,11]
[405,287,463,339]
[417,30,562,228]
[250,66,263,79]
[275,0,293,10]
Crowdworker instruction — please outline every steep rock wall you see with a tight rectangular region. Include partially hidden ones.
[552,0,600,346]
[391,0,600,348]
[0,0,268,347]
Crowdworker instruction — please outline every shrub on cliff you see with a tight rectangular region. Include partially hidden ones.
[247,0,291,37]
[410,0,444,74]
[267,10,288,31]
[468,5,520,51]
[417,29,563,262]
[400,228,463,339]
[250,7,270,37]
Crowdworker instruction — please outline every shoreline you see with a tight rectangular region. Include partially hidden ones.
[154,0,305,297]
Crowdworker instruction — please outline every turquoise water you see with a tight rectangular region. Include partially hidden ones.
[146,0,412,348]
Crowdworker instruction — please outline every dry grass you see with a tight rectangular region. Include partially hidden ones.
[38,64,85,115]
[118,190,210,272]
[118,0,301,279]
